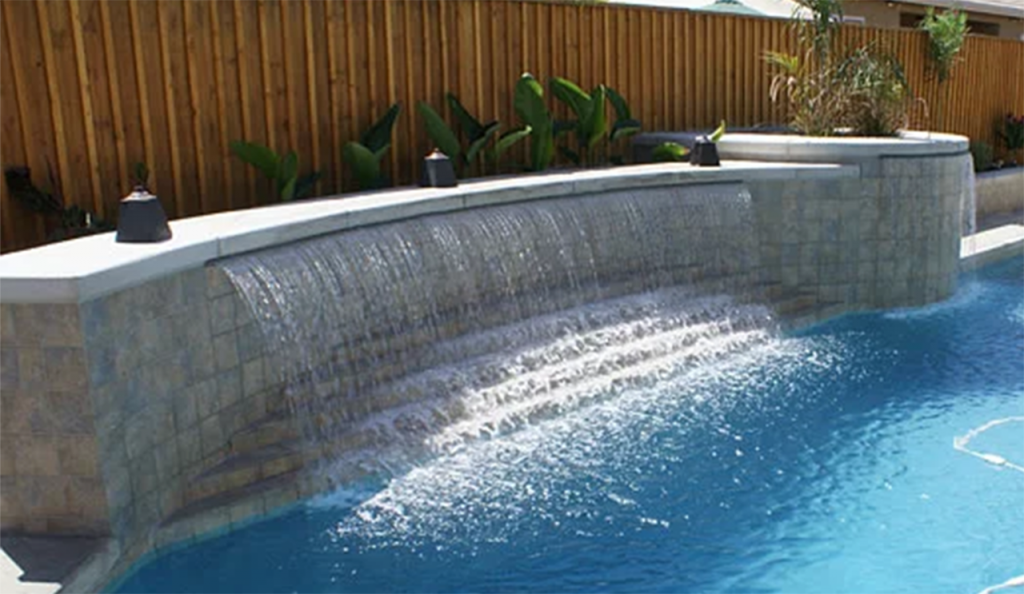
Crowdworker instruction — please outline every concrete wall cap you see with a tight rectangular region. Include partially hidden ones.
[0,162,857,304]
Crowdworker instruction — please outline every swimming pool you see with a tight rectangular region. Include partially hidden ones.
[113,257,1023,594]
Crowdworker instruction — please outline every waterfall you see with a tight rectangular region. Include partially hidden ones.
[218,183,773,479]
[962,153,977,236]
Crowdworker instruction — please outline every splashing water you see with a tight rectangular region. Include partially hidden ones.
[962,153,977,237]
[218,184,767,481]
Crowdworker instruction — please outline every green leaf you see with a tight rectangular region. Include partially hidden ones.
[581,85,607,149]
[360,103,401,153]
[418,101,463,163]
[549,76,591,117]
[652,142,690,162]
[530,128,554,172]
[230,141,279,179]
[277,151,298,186]
[492,125,532,160]
[343,141,383,190]
[294,171,321,200]
[466,122,500,164]
[553,119,577,137]
[373,144,390,162]
[606,87,632,121]
[709,120,727,143]
[278,176,297,201]
[610,118,642,141]
[514,73,549,130]
[763,51,800,74]
[558,145,581,166]
[446,93,484,140]
[515,74,554,171]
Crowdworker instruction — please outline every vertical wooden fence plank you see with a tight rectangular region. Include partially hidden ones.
[3,0,1024,252]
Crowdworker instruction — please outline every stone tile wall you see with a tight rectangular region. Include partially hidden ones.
[0,303,106,535]
[0,153,968,586]
[749,153,964,326]
[0,267,293,559]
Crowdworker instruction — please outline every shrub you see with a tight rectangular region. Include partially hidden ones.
[768,1,913,137]
[1000,113,1024,153]
[839,46,911,137]
[970,141,994,173]
[920,8,968,84]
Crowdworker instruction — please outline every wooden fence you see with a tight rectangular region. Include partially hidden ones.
[2,0,1022,253]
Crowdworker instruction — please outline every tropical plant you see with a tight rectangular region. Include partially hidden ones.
[651,142,689,163]
[920,7,968,129]
[549,77,608,166]
[920,7,968,84]
[343,103,401,190]
[229,141,320,201]
[3,165,111,241]
[839,46,911,137]
[417,93,530,177]
[709,120,727,142]
[769,1,914,137]
[794,0,844,65]
[514,73,556,171]
[547,77,642,166]
[606,87,642,164]
[766,50,850,136]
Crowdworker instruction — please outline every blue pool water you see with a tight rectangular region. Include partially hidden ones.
[115,258,1024,594]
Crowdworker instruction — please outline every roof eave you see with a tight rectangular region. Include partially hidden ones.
[893,0,1024,20]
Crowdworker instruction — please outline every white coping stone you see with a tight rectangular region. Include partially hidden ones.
[0,161,856,304]
[636,130,969,160]
[960,224,1024,271]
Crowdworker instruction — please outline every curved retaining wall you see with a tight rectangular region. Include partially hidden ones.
[975,167,1024,218]
[0,144,967,590]
[636,131,970,315]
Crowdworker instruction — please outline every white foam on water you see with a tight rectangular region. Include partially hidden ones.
[882,281,984,321]
[309,335,814,546]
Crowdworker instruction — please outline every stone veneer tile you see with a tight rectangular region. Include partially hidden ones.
[213,331,239,372]
[210,295,236,336]
[123,411,154,461]
[153,438,181,484]
[177,426,202,469]
[216,369,243,411]
[193,377,220,421]
[129,449,159,499]
[13,435,60,475]
[57,434,100,477]
[1,389,54,435]
[242,358,265,398]
[206,267,235,299]
[7,304,83,347]
[199,415,224,458]
[45,391,93,435]
[236,323,263,363]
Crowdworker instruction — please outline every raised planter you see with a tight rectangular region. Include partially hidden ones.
[975,166,1024,217]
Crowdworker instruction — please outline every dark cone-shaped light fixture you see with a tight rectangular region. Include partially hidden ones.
[116,186,172,243]
[689,137,721,167]
[419,149,458,188]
